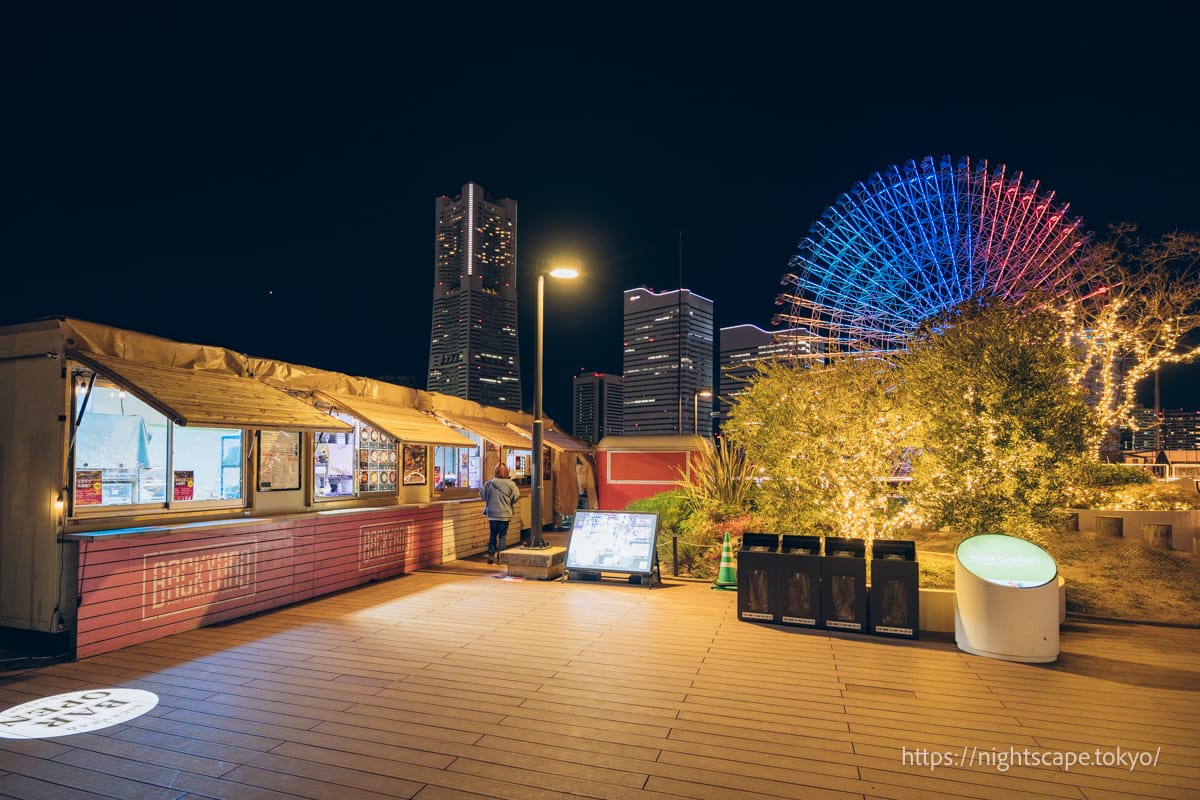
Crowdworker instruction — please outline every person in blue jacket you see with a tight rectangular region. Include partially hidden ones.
[481,463,520,564]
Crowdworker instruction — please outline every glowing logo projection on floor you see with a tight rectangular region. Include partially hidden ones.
[0,689,159,739]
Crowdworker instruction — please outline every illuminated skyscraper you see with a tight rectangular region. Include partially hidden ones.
[622,287,713,436]
[426,183,521,410]
[572,372,623,444]
[718,324,812,429]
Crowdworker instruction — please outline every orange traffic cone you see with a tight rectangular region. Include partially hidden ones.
[712,531,737,590]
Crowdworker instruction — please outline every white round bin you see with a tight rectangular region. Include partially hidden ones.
[954,534,1059,663]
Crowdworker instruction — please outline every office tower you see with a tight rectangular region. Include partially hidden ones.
[572,372,624,444]
[1162,410,1200,450]
[427,182,522,411]
[622,287,714,436]
[1123,406,1160,451]
[1124,408,1200,451]
[718,324,812,429]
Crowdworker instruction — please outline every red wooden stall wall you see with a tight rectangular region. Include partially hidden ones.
[597,449,701,510]
[74,506,445,659]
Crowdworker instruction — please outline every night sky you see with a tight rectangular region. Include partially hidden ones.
[3,4,1198,424]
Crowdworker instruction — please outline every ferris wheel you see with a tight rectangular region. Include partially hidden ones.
[776,155,1094,357]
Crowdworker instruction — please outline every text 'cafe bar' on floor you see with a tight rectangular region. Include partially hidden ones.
[0,317,590,662]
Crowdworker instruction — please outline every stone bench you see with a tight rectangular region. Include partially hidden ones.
[499,546,567,580]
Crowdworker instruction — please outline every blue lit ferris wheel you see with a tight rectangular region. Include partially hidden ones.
[775,155,1095,357]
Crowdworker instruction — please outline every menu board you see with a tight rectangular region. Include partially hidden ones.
[258,430,301,491]
[357,426,398,493]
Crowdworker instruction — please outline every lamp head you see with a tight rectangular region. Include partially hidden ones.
[546,258,581,280]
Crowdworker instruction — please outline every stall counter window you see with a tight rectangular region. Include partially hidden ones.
[432,431,484,496]
[313,411,398,500]
[71,375,246,513]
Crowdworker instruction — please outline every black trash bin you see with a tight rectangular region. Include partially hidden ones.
[737,533,779,622]
[776,535,821,627]
[870,539,919,639]
[820,537,867,632]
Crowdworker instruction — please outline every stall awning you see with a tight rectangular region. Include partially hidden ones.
[439,414,533,450]
[69,351,349,432]
[504,422,589,451]
[313,392,475,447]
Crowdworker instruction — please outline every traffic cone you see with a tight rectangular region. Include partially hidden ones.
[712,531,737,590]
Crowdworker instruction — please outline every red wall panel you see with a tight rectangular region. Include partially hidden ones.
[74,506,445,659]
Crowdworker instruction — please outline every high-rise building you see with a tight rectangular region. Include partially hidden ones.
[718,324,812,429]
[1123,407,1200,451]
[622,287,714,436]
[426,183,522,411]
[1162,410,1200,450]
[572,372,623,444]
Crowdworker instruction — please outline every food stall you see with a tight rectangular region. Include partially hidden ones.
[0,317,585,660]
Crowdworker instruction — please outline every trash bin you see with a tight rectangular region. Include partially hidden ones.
[776,535,821,627]
[870,539,919,639]
[737,533,779,622]
[820,537,867,632]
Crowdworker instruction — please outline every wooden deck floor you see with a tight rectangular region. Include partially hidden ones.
[2,561,1198,800]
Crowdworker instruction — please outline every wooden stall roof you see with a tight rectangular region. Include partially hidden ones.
[505,421,590,451]
[438,413,533,449]
[595,433,711,451]
[70,351,349,432]
[313,391,475,447]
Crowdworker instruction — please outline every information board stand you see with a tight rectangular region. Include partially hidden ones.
[955,534,1059,662]
[564,510,660,589]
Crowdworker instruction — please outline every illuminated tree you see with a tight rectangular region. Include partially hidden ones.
[1064,225,1200,456]
[725,358,919,541]
[903,297,1097,536]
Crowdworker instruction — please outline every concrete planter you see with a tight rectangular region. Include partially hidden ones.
[1072,509,1200,551]
[919,588,955,633]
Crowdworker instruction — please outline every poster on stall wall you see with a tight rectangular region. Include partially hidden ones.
[173,470,194,501]
[402,444,427,486]
[76,469,103,506]
[258,430,300,491]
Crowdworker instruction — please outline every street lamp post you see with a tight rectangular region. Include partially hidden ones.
[527,260,580,549]
[693,389,713,436]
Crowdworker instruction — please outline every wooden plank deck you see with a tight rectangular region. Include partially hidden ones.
[2,562,1198,800]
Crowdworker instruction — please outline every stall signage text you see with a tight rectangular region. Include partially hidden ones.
[143,543,257,618]
[359,522,412,570]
